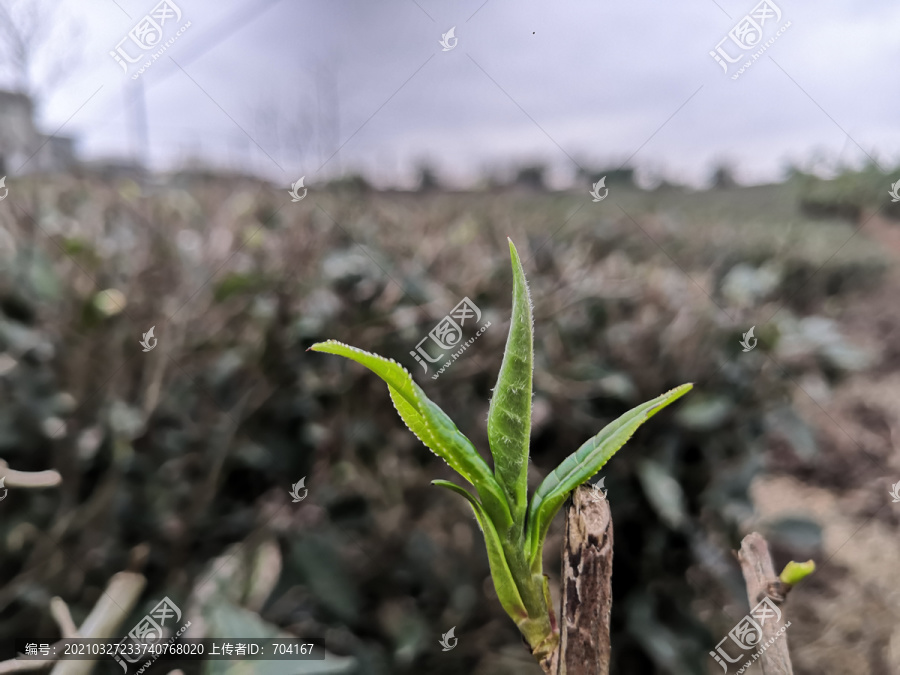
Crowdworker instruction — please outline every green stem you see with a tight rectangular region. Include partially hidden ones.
[500,529,557,654]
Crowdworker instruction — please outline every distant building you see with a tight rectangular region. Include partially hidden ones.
[0,90,76,174]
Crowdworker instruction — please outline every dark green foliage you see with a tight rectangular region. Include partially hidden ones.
[0,175,883,674]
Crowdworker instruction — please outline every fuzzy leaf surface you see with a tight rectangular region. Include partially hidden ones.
[487,239,534,529]
[310,340,512,529]
[526,383,692,567]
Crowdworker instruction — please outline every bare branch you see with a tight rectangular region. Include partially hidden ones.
[0,460,62,490]
[0,0,84,102]
[50,572,147,675]
[0,572,146,675]
[49,598,78,640]
[0,655,52,673]
[737,533,793,675]
[556,485,613,675]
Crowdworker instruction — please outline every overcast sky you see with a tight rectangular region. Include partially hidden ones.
[10,0,900,187]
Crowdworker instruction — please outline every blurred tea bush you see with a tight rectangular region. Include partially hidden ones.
[795,162,900,221]
[0,171,887,674]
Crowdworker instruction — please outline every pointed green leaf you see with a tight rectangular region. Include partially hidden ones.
[312,340,478,480]
[525,383,692,567]
[310,340,512,530]
[312,340,419,407]
[487,239,533,528]
[432,480,528,622]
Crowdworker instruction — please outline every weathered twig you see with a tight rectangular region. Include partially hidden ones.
[556,485,613,675]
[50,571,147,675]
[0,572,146,674]
[0,657,50,673]
[0,460,62,490]
[49,598,78,640]
[737,533,793,675]
[0,600,79,673]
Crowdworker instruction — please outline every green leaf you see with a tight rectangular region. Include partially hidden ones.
[525,383,692,568]
[311,340,418,406]
[310,340,512,530]
[432,480,528,623]
[312,341,480,482]
[779,559,815,586]
[487,239,533,530]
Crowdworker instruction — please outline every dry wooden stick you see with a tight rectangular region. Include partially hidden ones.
[556,484,614,675]
[48,598,78,640]
[0,657,49,673]
[736,533,793,675]
[0,572,146,674]
[50,571,147,675]
[0,599,78,673]
[0,460,62,490]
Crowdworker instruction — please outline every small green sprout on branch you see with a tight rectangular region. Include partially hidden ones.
[778,560,816,587]
[310,239,692,668]
[770,558,816,602]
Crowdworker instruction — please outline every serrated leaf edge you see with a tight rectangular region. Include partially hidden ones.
[525,383,692,567]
